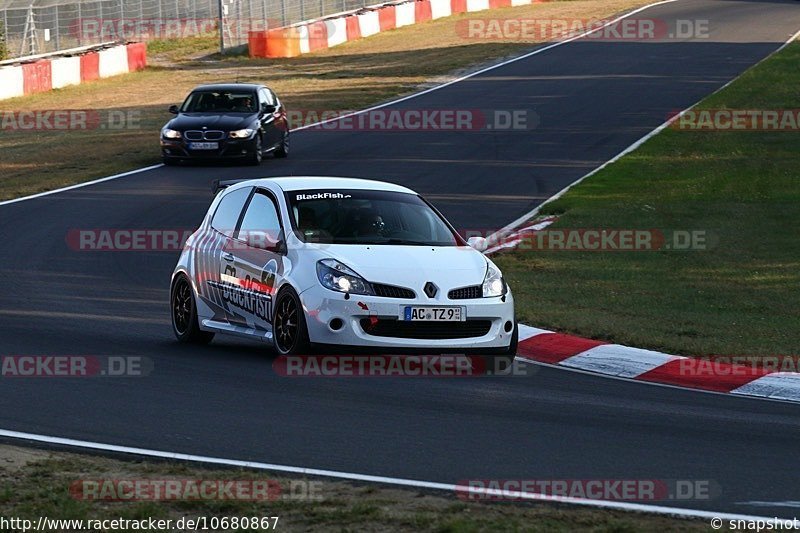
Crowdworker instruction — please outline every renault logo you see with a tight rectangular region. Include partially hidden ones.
[423,282,438,298]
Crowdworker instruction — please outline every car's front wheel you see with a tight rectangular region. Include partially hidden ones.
[273,287,310,355]
[171,274,214,344]
[249,134,263,166]
[274,132,289,158]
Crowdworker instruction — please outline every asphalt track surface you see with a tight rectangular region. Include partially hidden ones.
[2,0,800,518]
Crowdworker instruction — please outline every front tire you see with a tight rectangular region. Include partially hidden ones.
[505,321,519,355]
[274,132,289,158]
[249,135,263,166]
[273,287,310,355]
[171,274,214,344]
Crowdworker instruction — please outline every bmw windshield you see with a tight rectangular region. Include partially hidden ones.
[180,90,258,113]
[287,189,461,246]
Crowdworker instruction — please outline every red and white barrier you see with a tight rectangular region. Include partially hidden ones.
[0,42,147,102]
[430,0,453,19]
[51,56,82,89]
[0,66,24,100]
[250,0,540,58]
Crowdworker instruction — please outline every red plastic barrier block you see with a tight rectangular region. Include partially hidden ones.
[378,5,396,31]
[415,0,432,22]
[345,15,361,41]
[80,52,100,81]
[489,0,511,7]
[248,30,268,57]
[126,42,147,71]
[307,21,329,52]
[22,60,52,95]
[451,0,467,13]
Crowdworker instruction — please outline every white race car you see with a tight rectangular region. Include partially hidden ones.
[170,177,517,356]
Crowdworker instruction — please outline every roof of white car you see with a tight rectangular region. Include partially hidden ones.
[250,176,417,194]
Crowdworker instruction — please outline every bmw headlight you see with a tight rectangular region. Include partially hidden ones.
[482,263,506,297]
[229,128,255,139]
[162,128,181,139]
[316,259,374,295]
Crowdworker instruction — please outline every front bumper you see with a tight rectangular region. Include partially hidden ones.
[160,137,257,160]
[299,284,515,351]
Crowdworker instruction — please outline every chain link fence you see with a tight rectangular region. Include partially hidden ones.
[0,0,372,60]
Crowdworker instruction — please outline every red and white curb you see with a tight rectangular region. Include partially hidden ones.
[0,42,147,102]
[516,324,800,403]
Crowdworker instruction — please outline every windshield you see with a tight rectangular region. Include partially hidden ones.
[180,90,257,113]
[287,189,460,246]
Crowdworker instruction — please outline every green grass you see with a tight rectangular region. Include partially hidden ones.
[495,42,800,357]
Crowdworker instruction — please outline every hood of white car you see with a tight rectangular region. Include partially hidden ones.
[321,244,489,293]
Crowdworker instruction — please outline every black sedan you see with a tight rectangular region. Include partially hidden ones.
[160,83,289,165]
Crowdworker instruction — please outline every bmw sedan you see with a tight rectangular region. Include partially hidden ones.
[170,177,517,357]
[160,83,289,165]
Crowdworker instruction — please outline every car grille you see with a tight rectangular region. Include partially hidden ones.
[360,319,492,339]
[448,285,482,299]
[372,283,415,299]
[185,130,225,141]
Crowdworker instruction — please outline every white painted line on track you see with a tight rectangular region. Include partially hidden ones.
[0,165,165,207]
[0,0,679,209]
[0,428,783,522]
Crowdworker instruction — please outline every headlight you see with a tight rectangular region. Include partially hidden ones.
[482,263,506,297]
[229,128,255,139]
[316,259,374,295]
[162,128,181,139]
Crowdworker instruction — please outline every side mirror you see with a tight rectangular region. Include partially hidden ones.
[168,104,179,114]
[467,236,487,251]
[244,230,286,253]
[261,103,276,115]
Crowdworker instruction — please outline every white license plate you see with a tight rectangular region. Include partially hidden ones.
[189,142,219,150]
[403,306,464,322]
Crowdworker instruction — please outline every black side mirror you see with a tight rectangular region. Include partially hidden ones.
[261,104,276,114]
[168,104,179,114]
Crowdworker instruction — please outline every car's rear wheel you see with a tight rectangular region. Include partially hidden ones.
[171,275,214,344]
[249,135,263,166]
[273,287,310,355]
[274,132,289,158]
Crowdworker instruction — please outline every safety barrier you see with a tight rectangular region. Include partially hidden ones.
[249,0,545,58]
[0,42,148,102]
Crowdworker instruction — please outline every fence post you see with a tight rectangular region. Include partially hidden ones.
[76,0,82,45]
[54,6,60,49]
[217,0,224,53]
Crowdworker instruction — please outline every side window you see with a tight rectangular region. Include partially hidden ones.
[211,187,252,237]
[259,88,274,107]
[237,191,282,246]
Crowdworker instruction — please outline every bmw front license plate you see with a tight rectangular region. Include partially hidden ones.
[403,306,464,322]
[189,142,218,150]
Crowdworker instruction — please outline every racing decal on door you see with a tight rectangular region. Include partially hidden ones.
[211,258,279,325]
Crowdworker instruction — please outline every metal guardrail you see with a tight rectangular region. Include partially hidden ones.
[0,39,113,64]
[0,0,372,60]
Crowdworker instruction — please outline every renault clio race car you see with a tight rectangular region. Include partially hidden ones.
[170,177,517,356]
